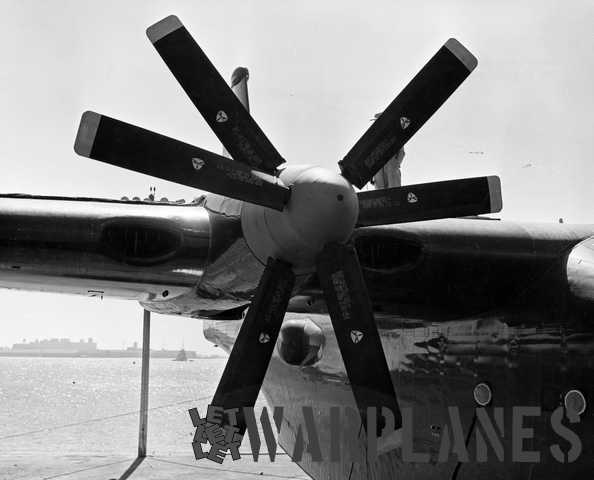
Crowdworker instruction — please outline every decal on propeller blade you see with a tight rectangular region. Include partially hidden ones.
[192,158,205,171]
[258,332,271,344]
[331,270,351,321]
[216,110,228,123]
[363,137,396,169]
[350,330,364,344]
[230,125,261,166]
[359,195,401,209]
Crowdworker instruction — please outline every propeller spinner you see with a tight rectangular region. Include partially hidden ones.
[74,14,502,438]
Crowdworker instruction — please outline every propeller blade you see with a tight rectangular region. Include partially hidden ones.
[74,111,290,211]
[212,258,295,433]
[146,15,285,173]
[316,243,401,430]
[357,176,502,227]
[339,38,477,188]
[223,67,250,159]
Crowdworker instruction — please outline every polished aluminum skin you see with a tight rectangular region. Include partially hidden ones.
[205,218,594,480]
[0,195,210,304]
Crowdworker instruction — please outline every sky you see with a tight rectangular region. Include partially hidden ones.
[0,0,592,351]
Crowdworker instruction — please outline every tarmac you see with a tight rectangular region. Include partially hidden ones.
[1,453,311,480]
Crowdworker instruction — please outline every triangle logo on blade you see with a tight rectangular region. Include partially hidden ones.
[258,332,271,344]
[350,330,364,344]
[400,116,411,130]
[192,158,205,171]
[216,110,228,123]
[407,192,418,203]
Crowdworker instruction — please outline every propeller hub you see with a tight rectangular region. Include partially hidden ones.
[281,165,359,244]
[242,165,359,273]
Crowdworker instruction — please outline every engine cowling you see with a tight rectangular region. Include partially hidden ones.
[277,318,325,366]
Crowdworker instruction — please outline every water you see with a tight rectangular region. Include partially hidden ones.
[0,357,230,457]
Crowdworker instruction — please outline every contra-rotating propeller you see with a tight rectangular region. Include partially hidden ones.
[73,15,502,437]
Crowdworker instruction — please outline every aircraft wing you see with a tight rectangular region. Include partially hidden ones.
[2,193,594,478]
[0,194,212,305]
[3,194,593,318]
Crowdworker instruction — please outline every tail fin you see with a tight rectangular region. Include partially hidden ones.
[231,67,249,111]
[368,112,405,189]
[223,67,250,158]
[372,148,405,189]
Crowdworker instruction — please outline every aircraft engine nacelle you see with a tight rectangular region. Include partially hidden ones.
[566,236,594,303]
[277,318,325,366]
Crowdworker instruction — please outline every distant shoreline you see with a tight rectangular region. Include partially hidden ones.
[0,351,225,359]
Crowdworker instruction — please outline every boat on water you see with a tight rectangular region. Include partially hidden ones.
[173,348,188,361]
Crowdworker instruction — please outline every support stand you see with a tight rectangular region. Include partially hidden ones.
[119,309,151,479]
